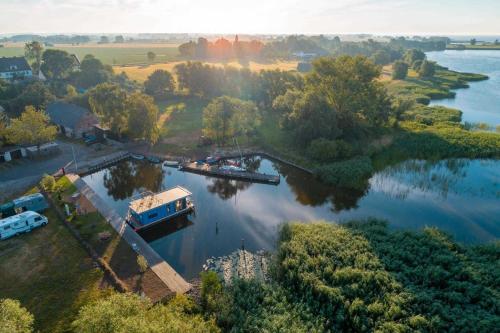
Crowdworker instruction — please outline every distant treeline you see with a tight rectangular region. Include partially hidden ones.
[178,36,264,61]
[0,34,91,44]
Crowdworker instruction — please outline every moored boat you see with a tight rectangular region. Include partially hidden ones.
[131,153,145,160]
[147,155,161,164]
[126,186,194,231]
[163,160,179,168]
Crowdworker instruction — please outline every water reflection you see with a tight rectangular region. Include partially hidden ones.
[139,215,194,242]
[103,161,163,200]
[207,178,253,200]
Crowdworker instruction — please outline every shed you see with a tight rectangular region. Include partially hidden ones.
[46,102,99,138]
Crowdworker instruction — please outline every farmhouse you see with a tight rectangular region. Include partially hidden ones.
[46,102,99,138]
[0,57,33,81]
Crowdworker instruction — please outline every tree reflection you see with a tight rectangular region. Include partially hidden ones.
[207,178,253,200]
[103,161,164,200]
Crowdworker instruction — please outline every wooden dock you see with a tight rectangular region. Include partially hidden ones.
[69,174,192,294]
[180,162,280,185]
[78,151,130,175]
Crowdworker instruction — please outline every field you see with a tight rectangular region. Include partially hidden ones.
[0,42,180,65]
[447,44,500,50]
[0,206,109,332]
[115,60,299,82]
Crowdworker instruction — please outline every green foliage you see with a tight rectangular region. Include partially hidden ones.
[202,96,259,144]
[308,138,353,162]
[71,54,113,89]
[200,271,223,314]
[40,174,56,193]
[3,82,55,117]
[314,156,373,189]
[40,49,76,80]
[24,41,43,75]
[0,298,34,333]
[126,92,160,144]
[72,292,219,333]
[403,48,426,66]
[88,83,128,134]
[369,49,391,65]
[418,60,436,78]
[391,60,408,80]
[144,69,175,98]
[5,106,57,148]
[273,221,500,332]
[402,105,462,125]
[146,51,156,62]
[136,255,148,273]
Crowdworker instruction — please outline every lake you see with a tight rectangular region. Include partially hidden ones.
[82,157,500,279]
[427,50,500,126]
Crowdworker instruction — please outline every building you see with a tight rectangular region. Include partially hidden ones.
[46,102,99,138]
[0,57,33,81]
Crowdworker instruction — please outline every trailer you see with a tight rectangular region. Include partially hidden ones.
[0,211,48,240]
[0,193,48,219]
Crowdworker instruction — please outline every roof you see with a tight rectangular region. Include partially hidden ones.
[71,54,81,66]
[129,186,192,214]
[0,211,41,226]
[46,102,94,129]
[13,193,44,206]
[0,57,32,73]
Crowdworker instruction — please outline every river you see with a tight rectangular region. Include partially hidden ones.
[427,50,500,126]
[83,157,500,279]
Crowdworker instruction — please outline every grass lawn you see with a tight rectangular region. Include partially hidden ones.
[115,60,299,82]
[0,207,110,333]
[0,42,180,65]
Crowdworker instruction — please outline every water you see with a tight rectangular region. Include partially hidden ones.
[82,157,500,279]
[426,50,500,126]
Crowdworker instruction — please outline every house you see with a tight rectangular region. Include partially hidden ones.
[46,102,99,138]
[0,57,33,81]
[71,54,81,71]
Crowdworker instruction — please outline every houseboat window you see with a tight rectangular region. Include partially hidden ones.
[35,217,42,222]
[4,226,10,230]
[148,213,158,219]
[176,200,182,211]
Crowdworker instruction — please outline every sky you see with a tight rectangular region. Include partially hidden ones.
[0,0,499,35]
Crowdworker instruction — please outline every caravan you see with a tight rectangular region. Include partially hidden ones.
[0,193,48,219]
[0,211,48,240]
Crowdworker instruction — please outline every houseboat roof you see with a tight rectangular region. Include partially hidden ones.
[0,211,40,227]
[129,186,192,214]
[12,193,44,206]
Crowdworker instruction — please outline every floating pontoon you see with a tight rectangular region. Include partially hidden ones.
[126,186,194,231]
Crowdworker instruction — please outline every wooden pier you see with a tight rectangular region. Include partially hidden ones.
[79,152,130,175]
[180,162,280,185]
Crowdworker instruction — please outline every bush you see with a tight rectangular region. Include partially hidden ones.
[136,255,148,273]
[39,174,56,192]
[200,271,223,314]
[314,156,373,188]
[419,60,436,78]
[402,105,462,125]
[308,138,353,162]
[392,61,408,80]
[0,298,34,333]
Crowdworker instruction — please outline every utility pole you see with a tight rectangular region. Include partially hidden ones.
[71,145,78,172]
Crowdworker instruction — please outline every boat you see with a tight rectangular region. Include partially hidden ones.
[220,165,246,172]
[226,159,241,166]
[162,160,179,168]
[147,155,161,164]
[126,186,194,231]
[131,153,145,160]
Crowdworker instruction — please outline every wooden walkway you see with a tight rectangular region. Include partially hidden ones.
[77,151,130,175]
[180,162,280,185]
[68,174,192,294]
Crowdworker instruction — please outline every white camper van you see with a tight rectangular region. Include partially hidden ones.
[0,211,48,240]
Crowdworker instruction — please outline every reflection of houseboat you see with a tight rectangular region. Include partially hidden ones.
[126,186,194,231]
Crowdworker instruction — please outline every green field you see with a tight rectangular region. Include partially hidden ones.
[0,44,180,65]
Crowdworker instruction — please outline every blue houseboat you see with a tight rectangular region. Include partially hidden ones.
[126,186,194,231]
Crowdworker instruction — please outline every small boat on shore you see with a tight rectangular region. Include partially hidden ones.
[147,156,161,164]
[163,160,179,168]
[131,153,145,160]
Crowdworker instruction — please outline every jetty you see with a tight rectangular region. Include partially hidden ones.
[68,174,192,294]
[180,162,280,185]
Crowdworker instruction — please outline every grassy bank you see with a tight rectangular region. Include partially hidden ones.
[385,66,488,104]
[0,198,109,332]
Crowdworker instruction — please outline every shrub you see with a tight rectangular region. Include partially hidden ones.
[0,299,34,333]
[314,156,373,188]
[39,174,56,192]
[419,60,436,78]
[200,271,223,314]
[308,138,353,162]
[392,61,409,80]
[136,255,148,273]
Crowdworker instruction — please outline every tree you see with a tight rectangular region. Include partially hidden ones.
[88,83,128,135]
[0,110,8,146]
[24,41,43,75]
[403,48,426,66]
[419,60,436,78]
[495,39,500,46]
[179,41,197,58]
[202,96,258,144]
[99,36,109,44]
[392,60,409,80]
[144,69,175,98]
[72,293,218,333]
[5,82,55,117]
[73,54,112,89]
[114,35,125,43]
[147,51,156,62]
[0,299,34,333]
[126,92,159,144]
[40,49,75,80]
[137,255,148,273]
[5,106,57,151]
[470,38,477,45]
[40,174,56,192]
[370,50,391,65]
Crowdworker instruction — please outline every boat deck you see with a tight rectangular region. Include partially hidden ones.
[180,162,280,185]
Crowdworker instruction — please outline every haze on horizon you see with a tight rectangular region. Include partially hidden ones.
[0,0,499,35]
